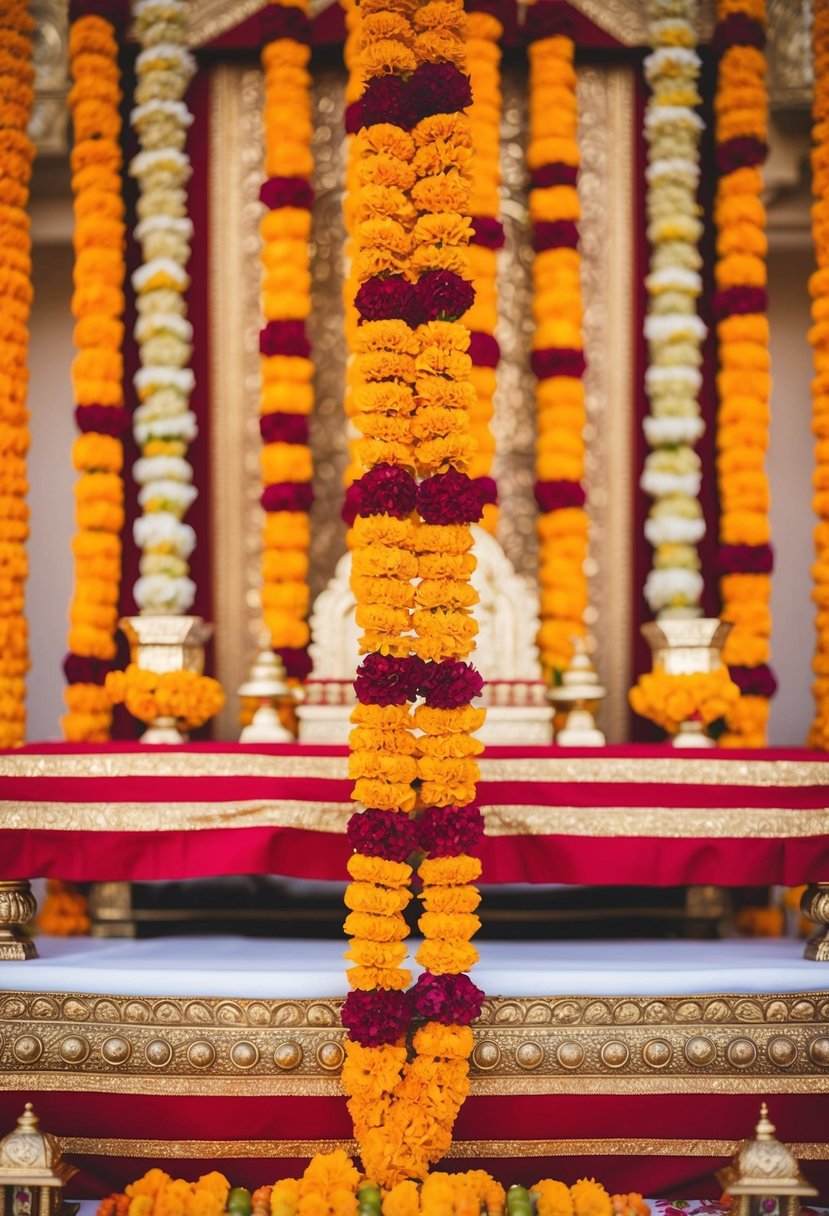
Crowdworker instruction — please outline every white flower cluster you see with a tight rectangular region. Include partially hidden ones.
[129,0,197,616]
[641,0,707,618]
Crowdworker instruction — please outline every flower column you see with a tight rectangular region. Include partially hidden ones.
[713,0,776,746]
[63,1,127,742]
[0,1,34,747]
[526,10,590,678]
[340,0,485,1185]
[641,0,708,621]
[129,0,198,617]
[809,0,829,749]
[258,0,315,681]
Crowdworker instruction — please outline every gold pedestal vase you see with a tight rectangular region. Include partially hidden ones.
[636,618,735,747]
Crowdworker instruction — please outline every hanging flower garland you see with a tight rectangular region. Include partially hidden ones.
[713,0,775,747]
[62,2,128,743]
[341,0,487,1184]
[809,0,829,749]
[464,4,503,535]
[640,0,708,622]
[526,5,589,678]
[258,0,315,681]
[341,0,364,493]
[0,0,34,748]
[129,0,198,617]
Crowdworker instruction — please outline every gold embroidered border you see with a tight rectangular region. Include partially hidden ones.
[58,1128,826,1157]
[58,1135,828,1160]
[4,1073,827,1099]
[2,751,827,788]
[2,800,827,838]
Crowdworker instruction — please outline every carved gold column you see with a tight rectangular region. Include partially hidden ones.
[801,883,829,961]
[0,880,37,960]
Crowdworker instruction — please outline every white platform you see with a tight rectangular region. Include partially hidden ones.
[2,935,823,999]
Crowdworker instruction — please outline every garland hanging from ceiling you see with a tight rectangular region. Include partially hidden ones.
[340,0,486,1184]
[129,0,197,617]
[713,0,776,747]
[0,0,34,748]
[257,0,315,680]
[809,0,829,749]
[63,2,127,743]
[526,3,589,678]
[641,0,707,621]
[463,4,503,535]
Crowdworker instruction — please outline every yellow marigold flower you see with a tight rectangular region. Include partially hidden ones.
[571,1180,612,1216]
[532,1180,574,1216]
[419,853,482,886]
[412,1023,474,1059]
[344,910,410,943]
[347,963,411,991]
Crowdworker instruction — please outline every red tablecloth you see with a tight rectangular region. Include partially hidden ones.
[1,743,827,885]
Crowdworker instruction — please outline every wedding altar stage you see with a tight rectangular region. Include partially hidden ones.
[1,744,828,1197]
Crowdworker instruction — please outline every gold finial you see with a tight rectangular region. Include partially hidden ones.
[756,1102,776,1140]
[238,649,299,742]
[549,636,606,747]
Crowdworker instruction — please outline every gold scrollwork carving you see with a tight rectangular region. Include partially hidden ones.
[0,990,827,1096]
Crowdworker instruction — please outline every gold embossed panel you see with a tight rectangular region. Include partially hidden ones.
[208,61,635,737]
[1,991,828,1096]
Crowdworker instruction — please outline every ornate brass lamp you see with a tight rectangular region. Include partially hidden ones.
[549,638,606,747]
[716,1103,817,1216]
[237,649,298,742]
[0,1104,77,1216]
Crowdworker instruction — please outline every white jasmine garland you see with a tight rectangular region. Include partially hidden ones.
[135,42,196,78]
[133,0,188,18]
[133,365,195,396]
[644,514,706,546]
[646,157,700,184]
[133,409,198,447]
[644,104,704,132]
[644,567,704,612]
[133,512,196,557]
[130,0,199,623]
[643,313,707,343]
[645,364,702,393]
[643,415,705,446]
[640,469,702,498]
[644,46,701,81]
[641,0,706,620]
[129,146,191,180]
[138,479,198,513]
[130,99,193,129]
[134,573,196,614]
[134,214,194,242]
[645,267,702,294]
[134,312,193,343]
[133,455,193,485]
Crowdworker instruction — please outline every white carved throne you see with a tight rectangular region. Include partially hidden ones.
[297,526,553,744]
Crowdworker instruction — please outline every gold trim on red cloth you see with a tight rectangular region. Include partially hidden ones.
[2,751,827,787]
[1,801,826,838]
[57,1135,829,1159]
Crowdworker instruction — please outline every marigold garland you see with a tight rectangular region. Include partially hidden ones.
[713,0,776,746]
[105,663,224,731]
[258,0,314,681]
[62,2,128,743]
[808,0,829,749]
[641,0,708,621]
[100,1163,635,1216]
[525,4,589,678]
[463,4,503,535]
[0,0,33,748]
[628,662,740,736]
[129,0,198,617]
[341,0,486,1185]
